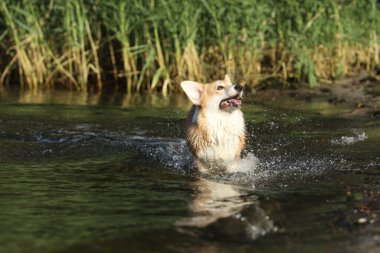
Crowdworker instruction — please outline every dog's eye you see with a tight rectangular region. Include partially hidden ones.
[217,85,224,90]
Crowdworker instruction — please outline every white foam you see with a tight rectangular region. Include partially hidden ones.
[235,152,260,172]
[331,129,367,145]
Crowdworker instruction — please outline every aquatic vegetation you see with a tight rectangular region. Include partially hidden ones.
[0,0,379,92]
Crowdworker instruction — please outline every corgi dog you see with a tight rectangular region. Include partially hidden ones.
[181,75,245,173]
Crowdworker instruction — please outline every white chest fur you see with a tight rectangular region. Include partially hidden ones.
[199,109,245,162]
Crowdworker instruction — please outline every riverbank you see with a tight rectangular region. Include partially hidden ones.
[254,74,380,118]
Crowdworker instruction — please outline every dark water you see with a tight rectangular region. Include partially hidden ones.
[0,89,379,253]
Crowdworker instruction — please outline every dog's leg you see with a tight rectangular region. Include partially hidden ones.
[195,159,209,173]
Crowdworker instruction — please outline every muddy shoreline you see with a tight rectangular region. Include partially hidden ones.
[254,72,380,118]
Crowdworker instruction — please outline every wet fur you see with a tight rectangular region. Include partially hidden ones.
[181,75,245,172]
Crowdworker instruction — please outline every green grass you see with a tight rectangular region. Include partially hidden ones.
[0,0,379,92]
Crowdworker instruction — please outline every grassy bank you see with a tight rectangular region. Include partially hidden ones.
[0,0,379,93]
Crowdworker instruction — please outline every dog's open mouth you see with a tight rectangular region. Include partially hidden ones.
[219,95,242,109]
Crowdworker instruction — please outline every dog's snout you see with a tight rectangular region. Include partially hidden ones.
[234,84,242,92]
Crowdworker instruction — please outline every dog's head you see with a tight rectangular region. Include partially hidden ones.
[181,75,243,112]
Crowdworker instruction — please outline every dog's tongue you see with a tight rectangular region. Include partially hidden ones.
[228,98,241,106]
[220,98,242,108]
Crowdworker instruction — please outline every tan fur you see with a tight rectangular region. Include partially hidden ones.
[186,116,210,154]
[181,75,246,172]
[237,133,246,158]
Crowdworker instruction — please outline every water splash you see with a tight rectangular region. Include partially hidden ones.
[124,136,193,172]
[236,153,260,172]
[0,125,358,184]
[331,129,367,145]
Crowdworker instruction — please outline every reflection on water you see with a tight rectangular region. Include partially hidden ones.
[0,89,380,253]
[182,179,252,227]
[1,88,190,108]
[178,178,275,240]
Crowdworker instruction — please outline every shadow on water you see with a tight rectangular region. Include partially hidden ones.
[0,89,380,253]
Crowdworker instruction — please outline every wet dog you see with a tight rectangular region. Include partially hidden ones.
[181,75,245,172]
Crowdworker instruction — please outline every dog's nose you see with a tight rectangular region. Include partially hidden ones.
[234,84,242,92]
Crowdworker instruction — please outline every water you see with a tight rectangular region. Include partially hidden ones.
[0,89,380,253]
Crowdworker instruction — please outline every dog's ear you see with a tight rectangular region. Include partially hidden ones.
[181,81,203,105]
[224,74,232,84]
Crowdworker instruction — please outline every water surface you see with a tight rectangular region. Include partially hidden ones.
[0,89,379,253]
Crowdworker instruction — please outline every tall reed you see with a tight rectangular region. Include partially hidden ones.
[0,1,54,88]
[0,0,378,92]
[61,0,102,91]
